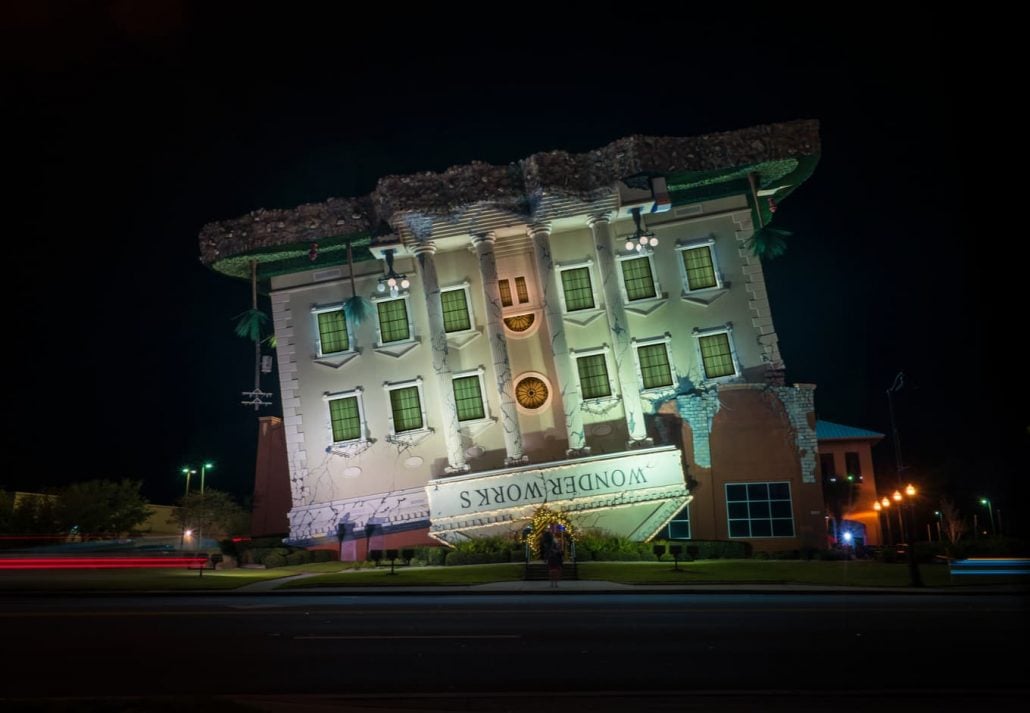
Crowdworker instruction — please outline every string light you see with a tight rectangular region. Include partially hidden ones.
[524,505,576,558]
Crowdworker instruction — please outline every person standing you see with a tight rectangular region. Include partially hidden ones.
[547,539,564,588]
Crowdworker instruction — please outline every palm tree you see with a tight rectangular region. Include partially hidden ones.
[343,241,372,325]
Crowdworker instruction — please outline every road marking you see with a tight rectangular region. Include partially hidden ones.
[294,634,521,640]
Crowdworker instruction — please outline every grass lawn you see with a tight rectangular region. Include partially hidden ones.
[274,563,525,589]
[0,567,291,592]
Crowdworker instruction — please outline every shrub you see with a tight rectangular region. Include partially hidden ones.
[286,551,312,566]
[263,553,287,568]
[312,549,335,562]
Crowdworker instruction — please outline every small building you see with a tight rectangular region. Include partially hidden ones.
[202,121,823,557]
[815,420,886,546]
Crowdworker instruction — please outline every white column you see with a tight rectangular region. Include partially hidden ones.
[529,223,588,456]
[472,233,526,465]
[414,241,468,473]
[588,214,651,446]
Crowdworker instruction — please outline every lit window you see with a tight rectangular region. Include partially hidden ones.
[452,373,486,422]
[514,276,530,304]
[386,381,426,434]
[498,279,514,307]
[559,266,595,311]
[324,389,367,445]
[697,331,737,379]
[637,343,674,390]
[576,352,612,400]
[440,287,472,333]
[726,482,795,538]
[677,238,723,293]
[619,256,658,301]
[376,298,411,344]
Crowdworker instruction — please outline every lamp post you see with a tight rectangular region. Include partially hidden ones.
[979,498,995,535]
[893,484,923,587]
[200,462,213,494]
[892,490,905,542]
[874,500,891,546]
[181,467,196,497]
[933,510,943,542]
[886,371,906,487]
[197,462,213,557]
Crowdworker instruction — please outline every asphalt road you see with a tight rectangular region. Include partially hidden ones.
[1,592,1025,710]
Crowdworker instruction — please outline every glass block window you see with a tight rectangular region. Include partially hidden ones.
[681,245,718,290]
[498,279,514,307]
[328,395,361,443]
[666,503,691,540]
[621,256,657,301]
[560,267,594,311]
[441,288,471,333]
[377,299,410,343]
[577,353,612,400]
[389,386,424,433]
[726,482,795,538]
[452,375,486,422]
[637,343,674,389]
[698,332,735,378]
[514,276,530,304]
[317,310,349,354]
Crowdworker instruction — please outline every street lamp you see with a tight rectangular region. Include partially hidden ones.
[897,484,923,587]
[874,500,892,546]
[979,497,995,535]
[892,490,905,542]
[200,462,214,494]
[181,467,196,497]
[933,510,943,542]
[197,462,214,557]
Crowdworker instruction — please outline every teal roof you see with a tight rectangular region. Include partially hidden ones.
[816,420,884,442]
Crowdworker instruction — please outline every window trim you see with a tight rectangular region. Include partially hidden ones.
[571,345,617,403]
[615,252,663,303]
[452,367,490,424]
[666,502,691,540]
[556,259,601,314]
[383,377,429,436]
[692,323,741,381]
[724,481,796,539]
[675,237,724,293]
[311,303,355,358]
[440,281,475,335]
[371,293,416,347]
[322,388,367,445]
[632,334,677,393]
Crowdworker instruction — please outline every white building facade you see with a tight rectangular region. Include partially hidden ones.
[200,121,823,556]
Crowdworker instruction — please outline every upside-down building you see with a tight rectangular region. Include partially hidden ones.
[199,120,823,557]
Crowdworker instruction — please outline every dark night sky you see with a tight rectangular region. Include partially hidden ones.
[4,5,1021,530]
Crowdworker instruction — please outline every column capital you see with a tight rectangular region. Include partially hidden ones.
[471,232,497,248]
[585,212,615,228]
[527,223,552,239]
[412,240,437,257]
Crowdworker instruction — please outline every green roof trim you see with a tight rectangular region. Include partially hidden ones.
[210,233,374,281]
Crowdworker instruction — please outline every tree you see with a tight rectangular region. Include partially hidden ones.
[939,497,967,546]
[53,480,152,539]
[172,489,249,539]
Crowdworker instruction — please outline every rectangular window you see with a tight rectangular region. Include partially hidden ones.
[316,310,349,354]
[577,353,612,400]
[441,288,471,333]
[453,375,486,422]
[726,482,795,538]
[498,279,513,307]
[698,332,735,378]
[560,267,595,311]
[621,256,657,301]
[637,343,674,389]
[377,299,410,343]
[389,386,424,432]
[820,453,837,478]
[514,276,530,304]
[328,396,361,442]
[666,503,691,539]
[845,452,862,478]
[682,245,718,290]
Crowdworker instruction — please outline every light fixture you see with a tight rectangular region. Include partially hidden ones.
[377,249,410,298]
[624,206,658,253]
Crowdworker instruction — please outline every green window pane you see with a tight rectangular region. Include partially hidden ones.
[699,333,735,378]
[560,267,594,311]
[514,276,530,303]
[329,396,361,442]
[453,375,485,422]
[377,299,410,343]
[682,246,718,290]
[389,386,423,432]
[638,343,673,389]
[317,310,349,354]
[621,257,656,300]
[577,354,611,399]
[498,279,513,307]
[441,289,471,332]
